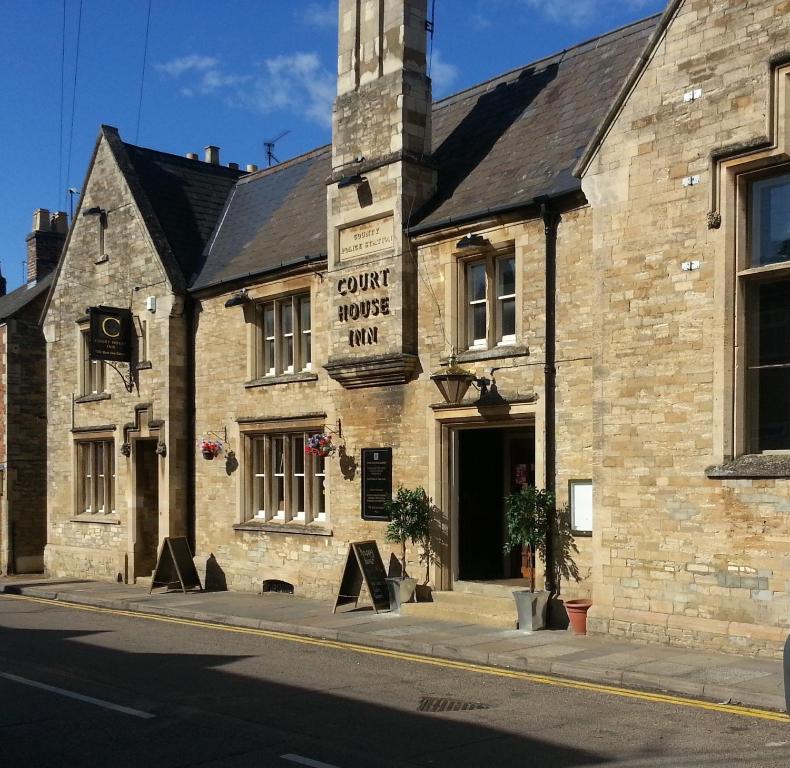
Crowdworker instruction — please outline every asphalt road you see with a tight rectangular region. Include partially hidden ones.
[1,595,789,768]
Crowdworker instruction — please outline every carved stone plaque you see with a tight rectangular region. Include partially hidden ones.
[338,216,394,261]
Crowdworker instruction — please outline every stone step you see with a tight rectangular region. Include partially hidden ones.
[400,590,518,630]
[453,579,532,599]
[134,576,152,588]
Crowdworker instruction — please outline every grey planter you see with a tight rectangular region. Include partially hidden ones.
[386,577,418,612]
[514,589,549,631]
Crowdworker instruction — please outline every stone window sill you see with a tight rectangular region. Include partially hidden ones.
[706,454,790,479]
[245,371,318,388]
[69,514,121,525]
[75,392,111,404]
[233,520,332,537]
[447,345,530,365]
[136,361,152,371]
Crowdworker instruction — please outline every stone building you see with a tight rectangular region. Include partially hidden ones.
[41,0,790,656]
[0,209,65,574]
[42,126,243,582]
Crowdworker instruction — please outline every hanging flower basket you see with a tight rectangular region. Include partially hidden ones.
[305,433,336,458]
[200,438,222,460]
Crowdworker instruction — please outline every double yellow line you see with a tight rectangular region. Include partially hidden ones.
[3,592,788,724]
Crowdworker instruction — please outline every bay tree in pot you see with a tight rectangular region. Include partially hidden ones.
[504,485,553,631]
[384,486,432,610]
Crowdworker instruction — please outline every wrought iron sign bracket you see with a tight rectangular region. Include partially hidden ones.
[106,361,135,393]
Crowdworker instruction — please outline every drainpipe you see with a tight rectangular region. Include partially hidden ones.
[186,296,196,553]
[539,197,560,595]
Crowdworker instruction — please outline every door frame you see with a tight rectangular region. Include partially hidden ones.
[428,400,541,590]
[130,437,161,579]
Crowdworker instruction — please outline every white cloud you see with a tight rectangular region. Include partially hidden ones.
[522,0,653,26]
[157,51,335,128]
[155,54,218,78]
[429,49,459,97]
[244,53,335,127]
[301,2,336,28]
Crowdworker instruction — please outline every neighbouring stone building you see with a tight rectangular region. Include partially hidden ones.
[42,127,243,582]
[0,209,65,574]
[39,0,790,657]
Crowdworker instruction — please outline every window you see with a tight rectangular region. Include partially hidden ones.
[742,172,790,452]
[569,480,592,535]
[255,294,311,377]
[463,253,516,349]
[77,441,115,514]
[80,330,105,395]
[245,432,326,523]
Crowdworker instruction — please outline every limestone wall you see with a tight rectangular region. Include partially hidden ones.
[44,135,183,582]
[583,0,790,656]
[193,208,595,601]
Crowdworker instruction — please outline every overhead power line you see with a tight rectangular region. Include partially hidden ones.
[65,0,84,205]
[135,0,153,144]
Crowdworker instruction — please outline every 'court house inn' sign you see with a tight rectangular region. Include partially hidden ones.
[336,216,395,348]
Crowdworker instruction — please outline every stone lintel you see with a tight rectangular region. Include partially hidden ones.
[324,353,419,389]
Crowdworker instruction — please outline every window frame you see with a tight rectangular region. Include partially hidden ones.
[253,293,311,378]
[80,328,105,395]
[735,165,790,455]
[76,439,115,515]
[243,430,327,524]
[568,479,593,536]
[459,249,518,351]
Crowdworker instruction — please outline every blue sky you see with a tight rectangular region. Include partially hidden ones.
[0,0,666,291]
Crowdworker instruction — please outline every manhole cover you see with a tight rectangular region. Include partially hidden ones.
[418,696,490,713]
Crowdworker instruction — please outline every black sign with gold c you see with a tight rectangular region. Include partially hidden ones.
[89,306,132,363]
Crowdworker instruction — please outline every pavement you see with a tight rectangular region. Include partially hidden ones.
[1,575,786,714]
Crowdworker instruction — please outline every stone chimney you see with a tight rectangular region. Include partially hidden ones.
[26,208,67,283]
[0,264,6,298]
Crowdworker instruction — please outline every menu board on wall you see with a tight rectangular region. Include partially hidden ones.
[361,447,392,521]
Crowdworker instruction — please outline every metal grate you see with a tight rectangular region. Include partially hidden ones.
[418,696,490,713]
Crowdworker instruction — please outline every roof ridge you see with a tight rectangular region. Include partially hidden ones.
[432,12,662,112]
[238,144,332,184]
[123,141,246,177]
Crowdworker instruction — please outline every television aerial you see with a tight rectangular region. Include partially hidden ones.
[264,130,291,166]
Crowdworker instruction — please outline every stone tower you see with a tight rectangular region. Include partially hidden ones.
[324,0,436,387]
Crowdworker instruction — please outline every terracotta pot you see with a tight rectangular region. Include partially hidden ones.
[565,598,592,635]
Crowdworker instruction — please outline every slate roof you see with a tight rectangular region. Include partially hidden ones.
[123,144,245,284]
[414,14,659,230]
[0,273,54,321]
[192,146,329,291]
[192,14,659,292]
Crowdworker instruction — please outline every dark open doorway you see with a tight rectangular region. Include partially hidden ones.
[457,427,535,581]
[134,439,159,578]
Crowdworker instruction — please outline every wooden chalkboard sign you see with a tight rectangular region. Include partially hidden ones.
[361,447,392,521]
[150,537,202,594]
[333,540,390,614]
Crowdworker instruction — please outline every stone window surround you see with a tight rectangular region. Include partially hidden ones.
[77,323,105,398]
[244,276,314,382]
[72,429,117,520]
[707,61,790,478]
[234,414,330,534]
[457,243,518,353]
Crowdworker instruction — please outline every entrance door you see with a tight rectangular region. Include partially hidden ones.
[457,427,535,581]
[134,440,159,577]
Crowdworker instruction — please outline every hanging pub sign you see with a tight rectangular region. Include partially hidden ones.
[89,306,132,363]
[361,447,392,521]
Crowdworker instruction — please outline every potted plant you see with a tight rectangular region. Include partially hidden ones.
[504,485,553,631]
[384,486,432,610]
[200,438,222,460]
